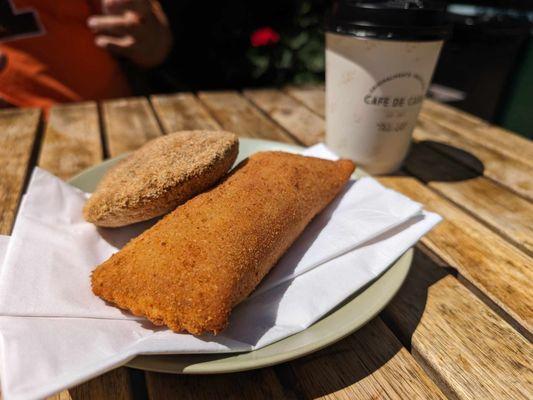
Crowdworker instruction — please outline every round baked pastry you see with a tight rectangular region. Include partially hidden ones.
[83,130,239,227]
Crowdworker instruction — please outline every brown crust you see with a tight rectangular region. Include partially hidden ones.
[83,130,239,227]
[91,151,355,334]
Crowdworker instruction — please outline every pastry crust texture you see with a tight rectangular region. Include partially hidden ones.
[83,130,239,227]
[92,151,355,334]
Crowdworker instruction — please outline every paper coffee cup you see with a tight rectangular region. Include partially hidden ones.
[326,0,451,174]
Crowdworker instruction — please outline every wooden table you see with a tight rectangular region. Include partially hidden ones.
[1,87,532,400]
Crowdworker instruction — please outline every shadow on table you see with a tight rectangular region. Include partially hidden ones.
[268,247,453,398]
[380,246,454,348]
[404,141,484,183]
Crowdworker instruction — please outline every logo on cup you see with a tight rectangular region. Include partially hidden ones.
[363,71,426,108]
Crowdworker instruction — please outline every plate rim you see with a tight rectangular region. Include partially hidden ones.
[69,137,412,375]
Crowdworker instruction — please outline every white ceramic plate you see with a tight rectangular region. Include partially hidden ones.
[69,138,412,374]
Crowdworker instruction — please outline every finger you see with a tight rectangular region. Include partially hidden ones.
[94,35,135,57]
[87,14,140,36]
[102,0,151,16]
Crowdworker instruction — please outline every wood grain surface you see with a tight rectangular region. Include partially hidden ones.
[150,93,220,133]
[46,369,135,400]
[421,99,533,167]
[243,88,324,145]
[146,369,287,400]
[38,102,102,180]
[405,143,533,254]
[380,175,533,335]
[414,117,533,201]
[284,86,325,117]
[383,247,533,400]
[198,91,293,143]
[102,97,162,157]
[279,318,446,400]
[0,108,40,235]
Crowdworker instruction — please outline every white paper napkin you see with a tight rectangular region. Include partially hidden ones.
[0,144,441,400]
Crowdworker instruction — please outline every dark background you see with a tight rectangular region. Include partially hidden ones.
[141,0,532,138]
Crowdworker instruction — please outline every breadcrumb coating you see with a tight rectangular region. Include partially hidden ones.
[91,151,355,334]
[83,130,239,227]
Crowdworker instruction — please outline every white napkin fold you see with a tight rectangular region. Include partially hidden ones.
[0,144,441,400]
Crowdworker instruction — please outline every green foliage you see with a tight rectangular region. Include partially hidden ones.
[247,0,326,85]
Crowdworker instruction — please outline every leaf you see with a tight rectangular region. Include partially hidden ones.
[248,51,271,78]
[297,37,325,73]
[299,1,312,15]
[294,71,318,85]
[275,48,294,69]
[285,32,309,50]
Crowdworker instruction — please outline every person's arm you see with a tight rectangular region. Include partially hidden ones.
[87,0,173,68]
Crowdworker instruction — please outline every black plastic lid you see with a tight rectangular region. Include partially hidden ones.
[327,0,452,41]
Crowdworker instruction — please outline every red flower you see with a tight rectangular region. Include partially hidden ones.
[250,27,280,47]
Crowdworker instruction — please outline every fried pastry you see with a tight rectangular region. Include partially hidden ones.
[83,130,238,227]
[91,151,355,334]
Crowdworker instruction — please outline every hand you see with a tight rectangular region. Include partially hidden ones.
[87,0,173,68]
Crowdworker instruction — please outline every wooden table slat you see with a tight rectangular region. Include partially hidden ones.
[38,102,103,180]
[405,143,533,254]
[284,85,325,117]
[150,93,220,133]
[280,318,446,400]
[197,91,294,143]
[0,108,41,235]
[382,247,533,400]
[414,116,533,201]
[46,369,136,400]
[102,97,162,157]
[146,369,288,400]
[380,175,533,334]
[243,88,325,146]
[421,99,533,167]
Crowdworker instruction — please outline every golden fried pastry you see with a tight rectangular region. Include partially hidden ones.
[83,130,238,227]
[92,151,355,334]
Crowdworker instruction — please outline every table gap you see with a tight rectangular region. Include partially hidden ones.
[15,111,45,223]
[128,368,149,400]
[282,86,325,118]
[0,109,43,235]
[146,96,168,136]
[191,94,226,131]
[455,274,533,342]
[240,90,305,145]
[97,102,110,159]
[399,166,533,257]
